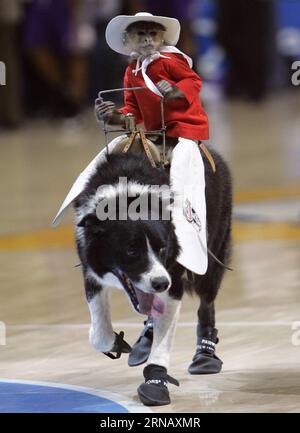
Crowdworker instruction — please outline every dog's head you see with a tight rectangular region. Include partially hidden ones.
[77,192,180,317]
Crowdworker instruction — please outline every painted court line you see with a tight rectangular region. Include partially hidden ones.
[7,321,297,330]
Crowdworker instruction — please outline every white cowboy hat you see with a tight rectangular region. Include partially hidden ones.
[105,12,180,55]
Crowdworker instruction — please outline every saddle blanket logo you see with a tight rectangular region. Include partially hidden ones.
[183,198,202,232]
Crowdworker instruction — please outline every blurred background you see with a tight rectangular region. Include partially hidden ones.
[0,0,299,129]
[0,0,300,413]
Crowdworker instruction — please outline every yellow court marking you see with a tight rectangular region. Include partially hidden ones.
[233,221,300,242]
[234,185,300,203]
[0,221,300,251]
[0,186,299,251]
[0,226,75,251]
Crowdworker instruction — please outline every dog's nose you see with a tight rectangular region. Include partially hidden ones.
[151,277,169,292]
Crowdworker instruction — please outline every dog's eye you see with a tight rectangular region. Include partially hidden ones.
[126,248,138,257]
[159,247,167,260]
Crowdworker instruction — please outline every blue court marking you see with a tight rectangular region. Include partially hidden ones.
[0,380,151,413]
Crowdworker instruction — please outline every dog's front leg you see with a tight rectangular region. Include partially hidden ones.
[147,293,181,368]
[137,293,181,406]
[87,284,116,353]
[85,271,131,357]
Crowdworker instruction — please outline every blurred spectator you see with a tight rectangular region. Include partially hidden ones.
[0,0,23,129]
[276,0,300,88]
[23,0,93,118]
[216,0,276,101]
[89,0,125,102]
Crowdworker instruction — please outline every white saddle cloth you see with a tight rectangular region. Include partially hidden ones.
[170,138,207,275]
[52,136,207,275]
[52,135,128,227]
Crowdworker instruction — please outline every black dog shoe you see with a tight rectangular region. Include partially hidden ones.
[128,318,153,367]
[137,364,179,406]
[188,326,223,375]
[103,331,132,360]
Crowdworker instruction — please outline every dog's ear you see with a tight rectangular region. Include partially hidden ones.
[164,224,180,267]
[77,213,104,233]
[77,213,97,227]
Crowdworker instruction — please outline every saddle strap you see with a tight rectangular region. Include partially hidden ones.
[122,132,137,153]
[139,129,157,168]
[199,142,216,173]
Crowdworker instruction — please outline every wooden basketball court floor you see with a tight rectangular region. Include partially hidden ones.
[0,91,299,413]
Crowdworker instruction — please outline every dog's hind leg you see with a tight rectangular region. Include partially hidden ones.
[85,271,131,356]
[188,295,223,374]
[188,225,231,375]
[128,316,154,367]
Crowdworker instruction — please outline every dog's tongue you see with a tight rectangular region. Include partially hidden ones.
[135,289,165,318]
[150,294,165,318]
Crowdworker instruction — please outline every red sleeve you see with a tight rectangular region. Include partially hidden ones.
[166,55,202,105]
[119,67,143,124]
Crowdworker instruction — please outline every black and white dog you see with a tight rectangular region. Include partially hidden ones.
[74,149,232,406]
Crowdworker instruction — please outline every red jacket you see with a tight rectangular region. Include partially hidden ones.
[119,53,209,140]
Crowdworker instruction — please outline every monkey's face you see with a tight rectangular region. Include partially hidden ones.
[124,21,166,57]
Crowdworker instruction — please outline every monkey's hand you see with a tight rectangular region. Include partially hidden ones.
[95,99,116,122]
[95,97,125,126]
[156,80,185,100]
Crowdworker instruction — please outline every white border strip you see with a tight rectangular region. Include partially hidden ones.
[0,378,152,414]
